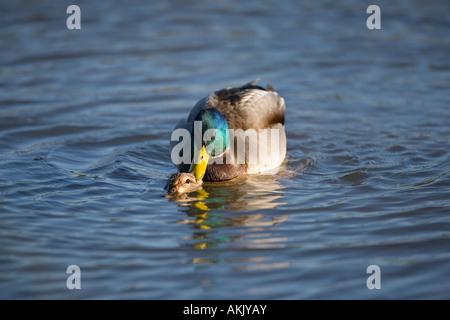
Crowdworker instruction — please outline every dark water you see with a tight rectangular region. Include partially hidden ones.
[1,0,449,299]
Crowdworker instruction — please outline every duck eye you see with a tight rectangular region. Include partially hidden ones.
[185,179,190,184]
[211,132,216,140]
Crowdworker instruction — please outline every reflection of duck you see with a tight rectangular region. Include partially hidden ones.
[167,156,314,213]
[166,79,286,196]
[174,175,289,253]
[169,172,287,213]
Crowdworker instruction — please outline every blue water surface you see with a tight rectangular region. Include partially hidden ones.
[0,0,449,299]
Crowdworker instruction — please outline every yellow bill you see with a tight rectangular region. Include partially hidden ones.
[189,145,209,182]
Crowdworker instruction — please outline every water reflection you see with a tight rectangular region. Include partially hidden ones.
[167,174,290,270]
[168,173,287,213]
[162,159,313,274]
[165,156,312,213]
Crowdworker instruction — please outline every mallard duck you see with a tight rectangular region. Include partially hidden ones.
[165,79,286,196]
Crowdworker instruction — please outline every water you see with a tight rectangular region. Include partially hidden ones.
[1,0,449,299]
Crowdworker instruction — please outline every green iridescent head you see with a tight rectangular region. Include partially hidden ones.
[193,107,230,157]
[188,108,229,181]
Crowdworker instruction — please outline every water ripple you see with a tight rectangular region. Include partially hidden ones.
[1,0,449,300]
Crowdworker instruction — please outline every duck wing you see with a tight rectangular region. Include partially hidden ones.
[192,80,285,131]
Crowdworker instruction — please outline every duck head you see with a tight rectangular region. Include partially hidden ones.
[166,108,229,196]
[165,172,203,197]
[189,107,229,181]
